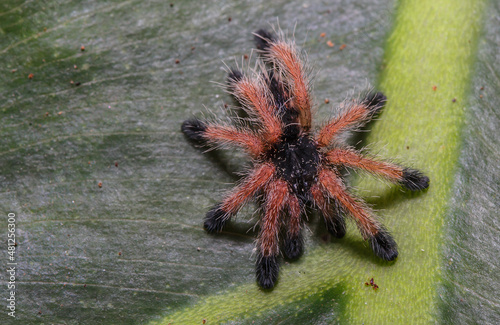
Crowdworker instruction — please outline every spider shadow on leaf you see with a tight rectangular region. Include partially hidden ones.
[211,218,258,240]
[363,183,430,211]
[310,207,397,267]
[340,235,398,267]
[183,131,247,183]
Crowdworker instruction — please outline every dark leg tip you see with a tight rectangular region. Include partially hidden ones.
[227,68,243,85]
[326,216,346,239]
[181,119,207,143]
[284,234,303,260]
[256,254,280,289]
[369,230,398,261]
[401,168,430,191]
[364,91,387,114]
[203,203,228,233]
[254,29,276,51]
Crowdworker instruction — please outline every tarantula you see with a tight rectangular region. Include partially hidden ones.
[181,29,429,289]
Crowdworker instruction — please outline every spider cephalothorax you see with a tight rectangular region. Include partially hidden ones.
[181,29,429,289]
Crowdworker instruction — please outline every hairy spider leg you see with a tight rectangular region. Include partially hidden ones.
[256,178,289,289]
[317,168,398,261]
[204,163,276,233]
[227,70,282,144]
[316,92,387,148]
[283,194,303,260]
[263,70,304,140]
[181,119,264,158]
[254,30,312,131]
[310,184,346,238]
[325,148,430,190]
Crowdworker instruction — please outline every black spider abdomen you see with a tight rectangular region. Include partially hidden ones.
[267,135,320,200]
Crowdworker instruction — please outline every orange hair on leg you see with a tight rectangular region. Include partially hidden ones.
[265,39,312,131]
[317,168,379,238]
[316,92,386,148]
[325,148,430,190]
[221,163,275,214]
[326,148,403,181]
[310,184,346,238]
[283,194,303,259]
[204,124,264,157]
[255,178,289,289]
[204,163,275,233]
[317,168,398,261]
[259,178,288,257]
[317,103,374,148]
[286,194,301,238]
[231,75,282,144]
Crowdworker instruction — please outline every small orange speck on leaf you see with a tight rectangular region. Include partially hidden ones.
[365,277,379,290]
[327,40,334,47]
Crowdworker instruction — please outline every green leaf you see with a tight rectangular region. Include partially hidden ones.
[0,0,497,324]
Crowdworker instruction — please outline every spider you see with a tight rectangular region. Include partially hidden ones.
[181,29,429,289]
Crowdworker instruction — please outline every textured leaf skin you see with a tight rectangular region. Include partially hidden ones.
[0,0,496,324]
[439,2,500,324]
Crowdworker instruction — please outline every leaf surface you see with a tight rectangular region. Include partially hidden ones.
[0,0,497,324]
